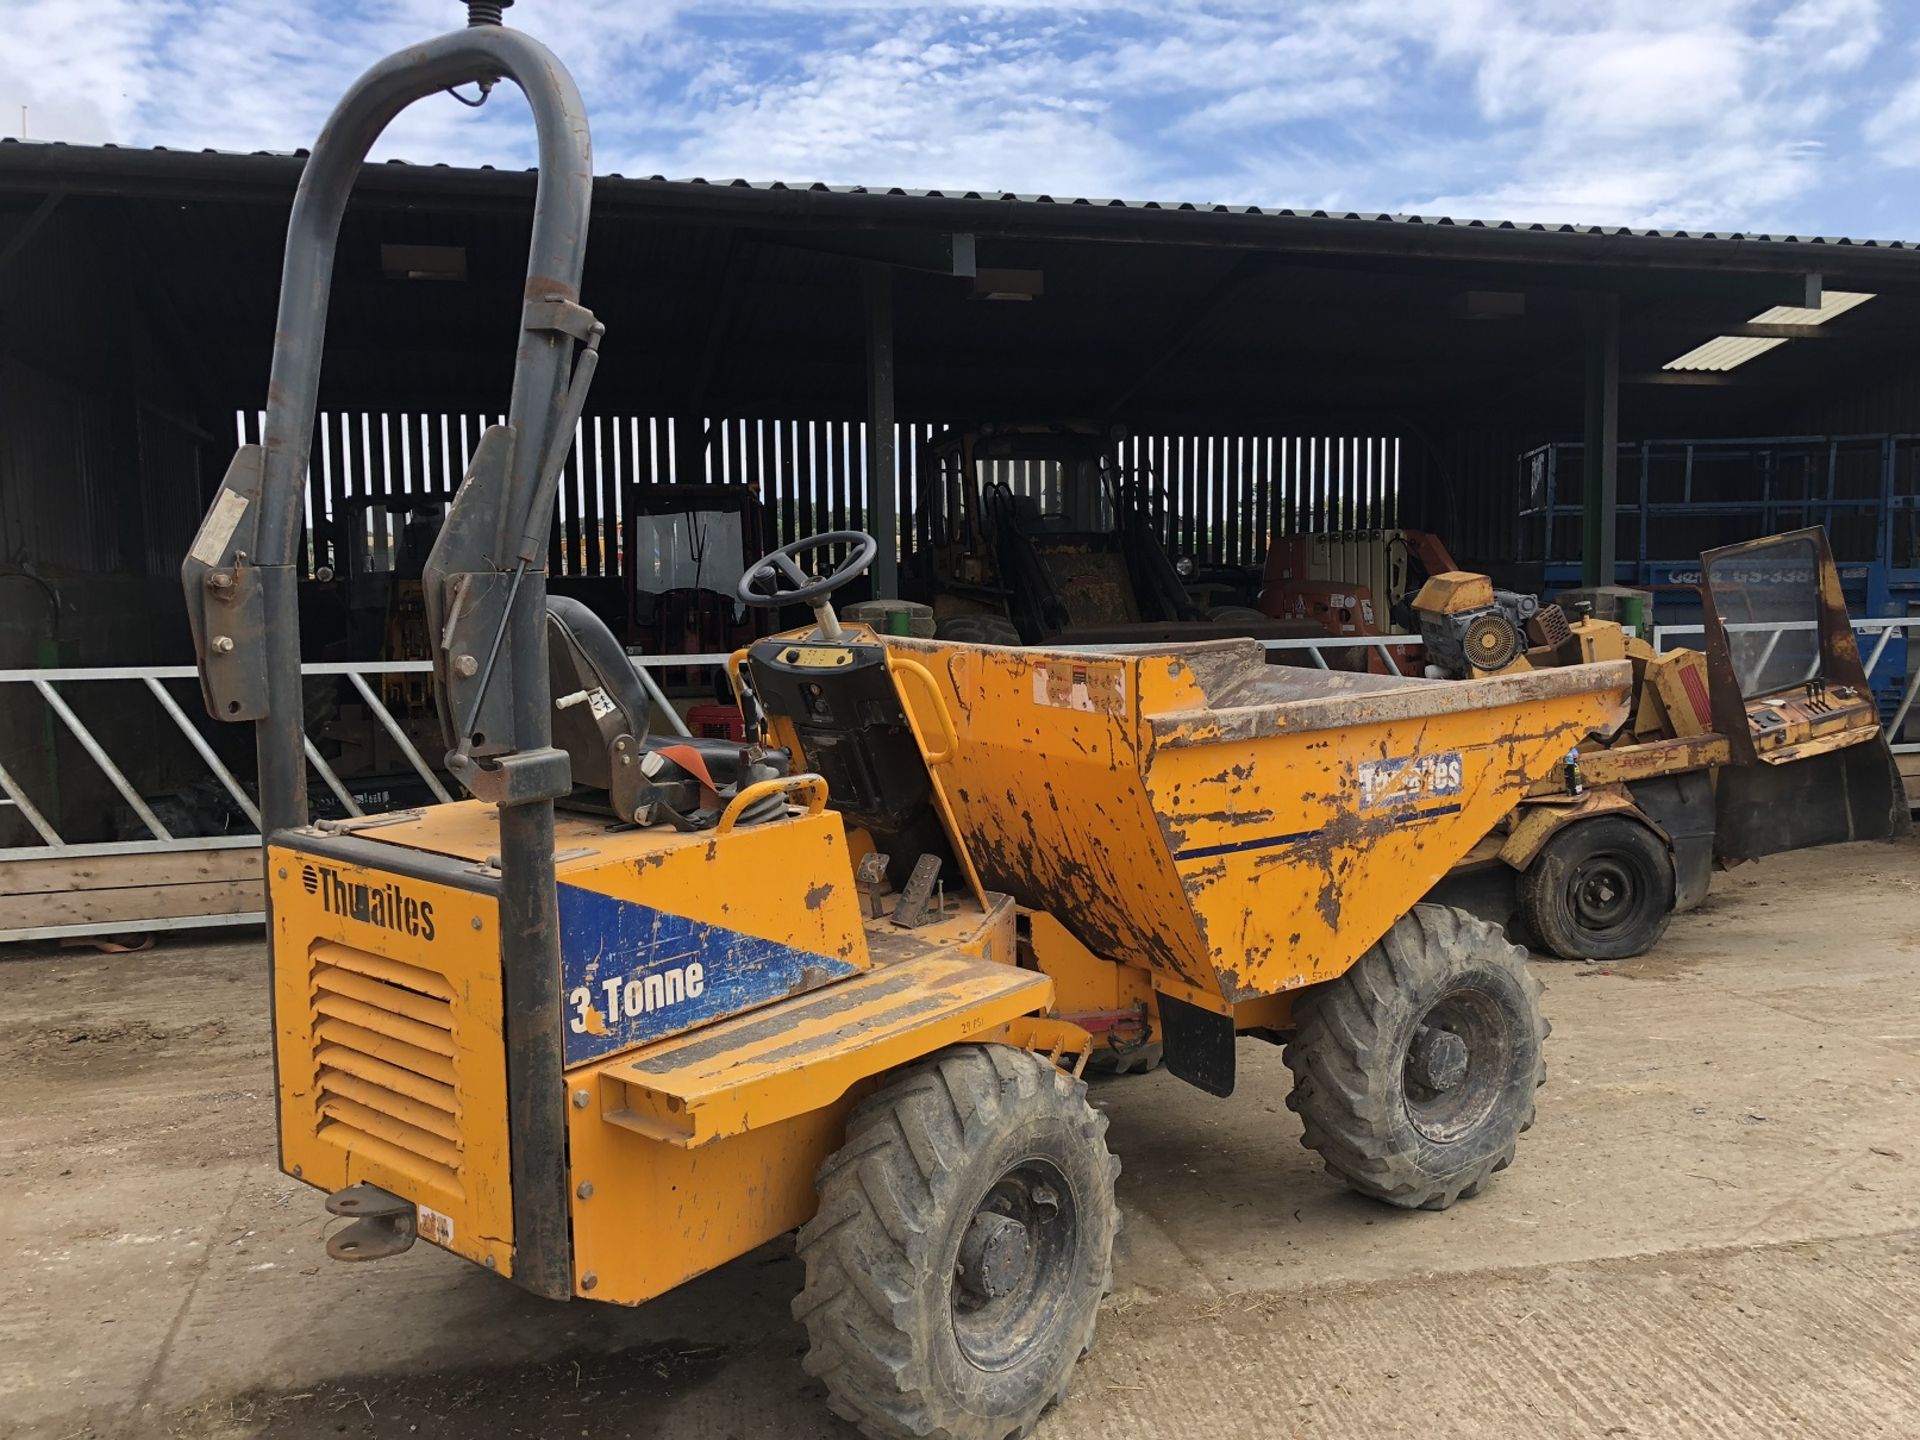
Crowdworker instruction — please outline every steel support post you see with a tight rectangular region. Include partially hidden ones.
[1582,293,1621,589]
[864,264,898,598]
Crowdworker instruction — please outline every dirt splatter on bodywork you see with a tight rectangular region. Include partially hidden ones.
[884,635,1629,1005]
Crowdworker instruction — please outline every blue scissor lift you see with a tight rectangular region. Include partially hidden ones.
[1518,433,1920,731]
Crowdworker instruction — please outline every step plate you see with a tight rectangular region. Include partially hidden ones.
[584,949,1051,1148]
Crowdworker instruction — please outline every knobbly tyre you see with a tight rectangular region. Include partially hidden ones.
[181,9,1633,1438]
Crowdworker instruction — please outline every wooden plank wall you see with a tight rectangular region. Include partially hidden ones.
[239,413,1403,579]
[0,845,262,934]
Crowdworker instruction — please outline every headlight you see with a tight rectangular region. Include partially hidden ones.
[1175,556,1196,579]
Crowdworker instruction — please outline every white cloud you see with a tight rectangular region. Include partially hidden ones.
[1864,39,1920,167]
[1770,0,1881,70]
[1323,0,1883,228]
[1,0,1911,236]
[2,0,158,144]
[1174,76,1386,136]
[1,0,686,168]
[639,23,1147,193]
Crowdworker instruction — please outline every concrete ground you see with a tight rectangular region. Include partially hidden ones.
[3,836,1917,1440]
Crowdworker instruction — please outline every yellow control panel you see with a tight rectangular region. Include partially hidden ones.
[777,644,855,669]
[1746,685,1878,756]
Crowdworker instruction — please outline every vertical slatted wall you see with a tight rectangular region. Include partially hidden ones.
[239,413,1402,580]
[1415,425,1541,568]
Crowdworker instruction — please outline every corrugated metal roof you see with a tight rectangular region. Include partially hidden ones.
[1749,289,1876,325]
[1663,334,1789,372]
[639,176,1919,250]
[4,137,1917,252]
[1664,289,1876,372]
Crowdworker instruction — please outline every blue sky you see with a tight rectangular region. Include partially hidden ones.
[7,0,1920,238]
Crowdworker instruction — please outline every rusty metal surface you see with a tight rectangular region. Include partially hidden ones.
[1715,736,1911,860]
[917,642,1213,990]
[1528,734,1732,791]
[1154,654,1631,746]
[1499,787,1648,869]
[882,633,1628,1006]
[1682,528,1909,857]
[1698,527,1875,768]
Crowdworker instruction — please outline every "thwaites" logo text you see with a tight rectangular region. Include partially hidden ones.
[301,863,437,941]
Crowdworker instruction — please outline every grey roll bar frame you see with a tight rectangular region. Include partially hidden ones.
[180,17,595,1300]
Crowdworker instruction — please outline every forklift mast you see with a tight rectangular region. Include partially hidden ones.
[179,6,599,1298]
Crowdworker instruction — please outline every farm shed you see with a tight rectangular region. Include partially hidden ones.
[2,138,1918,931]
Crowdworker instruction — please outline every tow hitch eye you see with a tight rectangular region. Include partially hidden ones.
[325,1183,418,1262]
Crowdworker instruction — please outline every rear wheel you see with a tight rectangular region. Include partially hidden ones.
[794,1045,1119,1440]
[1204,605,1269,627]
[1284,904,1547,1210]
[935,614,1024,647]
[1517,815,1675,961]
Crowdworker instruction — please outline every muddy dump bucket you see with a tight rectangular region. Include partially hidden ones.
[891,637,1630,1003]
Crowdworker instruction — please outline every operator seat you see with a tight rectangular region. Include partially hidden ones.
[545,594,778,805]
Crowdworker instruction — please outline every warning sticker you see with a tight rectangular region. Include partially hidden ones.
[585,686,618,720]
[1031,659,1128,716]
[187,489,249,568]
[417,1204,455,1247]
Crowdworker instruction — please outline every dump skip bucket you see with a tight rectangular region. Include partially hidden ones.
[892,637,1630,1003]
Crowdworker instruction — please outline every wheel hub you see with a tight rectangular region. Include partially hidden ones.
[949,1159,1079,1371]
[1410,1025,1469,1092]
[1571,856,1635,929]
[1401,987,1512,1144]
[957,1212,1030,1300]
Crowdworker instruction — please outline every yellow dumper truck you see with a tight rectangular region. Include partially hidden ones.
[183,14,1631,1439]
[1417,530,1910,960]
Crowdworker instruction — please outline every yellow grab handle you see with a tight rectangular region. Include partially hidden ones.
[725,647,752,709]
[887,655,958,766]
[715,772,829,833]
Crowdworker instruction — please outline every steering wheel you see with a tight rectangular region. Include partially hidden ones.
[738,530,879,609]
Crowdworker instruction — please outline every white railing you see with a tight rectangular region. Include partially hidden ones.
[1046,635,1426,673]
[1257,634,1422,674]
[8,619,1908,942]
[0,654,713,942]
[0,656,711,857]
[9,620,1906,858]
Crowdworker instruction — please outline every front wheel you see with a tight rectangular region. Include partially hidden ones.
[1517,815,1675,961]
[793,1045,1119,1440]
[1284,904,1546,1210]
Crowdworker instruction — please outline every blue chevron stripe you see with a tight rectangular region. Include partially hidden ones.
[557,882,858,1066]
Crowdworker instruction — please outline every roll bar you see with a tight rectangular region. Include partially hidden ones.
[179,10,597,1300]
[182,17,595,829]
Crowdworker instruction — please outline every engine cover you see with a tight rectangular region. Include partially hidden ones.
[1420,604,1520,676]
[1413,574,1537,678]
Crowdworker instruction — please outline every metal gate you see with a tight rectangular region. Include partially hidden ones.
[0,656,700,944]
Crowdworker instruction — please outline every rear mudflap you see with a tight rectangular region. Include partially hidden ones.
[1627,771,1715,912]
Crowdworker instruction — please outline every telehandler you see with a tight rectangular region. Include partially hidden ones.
[182,13,1630,1438]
